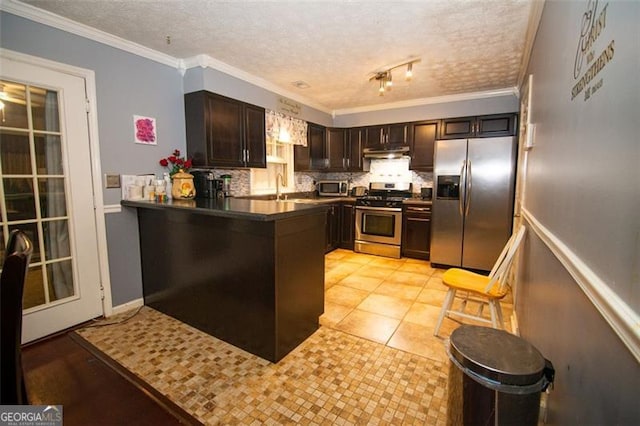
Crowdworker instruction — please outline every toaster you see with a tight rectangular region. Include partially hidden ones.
[351,186,367,197]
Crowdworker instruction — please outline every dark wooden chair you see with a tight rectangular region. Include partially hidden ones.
[1,230,33,405]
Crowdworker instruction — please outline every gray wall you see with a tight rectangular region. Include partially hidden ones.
[184,66,519,129]
[1,11,186,305]
[0,13,187,204]
[333,93,519,127]
[519,233,639,424]
[184,67,334,126]
[517,0,639,423]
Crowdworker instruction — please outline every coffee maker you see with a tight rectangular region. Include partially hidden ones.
[220,174,232,197]
[192,170,224,199]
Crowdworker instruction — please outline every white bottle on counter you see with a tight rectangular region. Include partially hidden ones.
[163,172,172,199]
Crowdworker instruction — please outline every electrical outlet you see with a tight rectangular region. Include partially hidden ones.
[105,174,121,188]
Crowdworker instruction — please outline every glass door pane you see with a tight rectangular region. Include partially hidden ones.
[0,79,76,311]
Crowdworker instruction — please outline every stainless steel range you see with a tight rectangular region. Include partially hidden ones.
[355,182,412,258]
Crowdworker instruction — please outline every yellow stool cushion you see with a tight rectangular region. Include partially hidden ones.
[442,268,507,299]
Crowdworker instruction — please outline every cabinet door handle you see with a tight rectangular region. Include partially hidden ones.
[408,217,431,223]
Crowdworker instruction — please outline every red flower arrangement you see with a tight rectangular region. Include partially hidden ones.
[159,149,192,178]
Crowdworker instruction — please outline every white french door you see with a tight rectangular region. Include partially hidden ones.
[0,54,104,342]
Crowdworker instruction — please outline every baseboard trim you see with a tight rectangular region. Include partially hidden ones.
[110,298,144,317]
[522,208,640,363]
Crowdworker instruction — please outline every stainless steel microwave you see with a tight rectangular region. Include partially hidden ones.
[317,180,349,197]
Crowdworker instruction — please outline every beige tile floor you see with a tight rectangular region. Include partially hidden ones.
[79,307,450,425]
[76,249,513,425]
[320,249,513,364]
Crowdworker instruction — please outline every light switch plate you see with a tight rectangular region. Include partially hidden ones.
[105,174,121,188]
[525,123,536,150]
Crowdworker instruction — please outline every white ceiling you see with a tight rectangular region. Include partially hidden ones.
[17,0,537,113]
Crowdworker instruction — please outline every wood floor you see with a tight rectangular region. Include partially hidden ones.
[21,331,202,426]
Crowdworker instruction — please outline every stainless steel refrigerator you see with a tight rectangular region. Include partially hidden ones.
[431,137,517,271]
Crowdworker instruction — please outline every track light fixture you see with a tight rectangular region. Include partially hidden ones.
[406,62,413,80]
[370,58,420,96]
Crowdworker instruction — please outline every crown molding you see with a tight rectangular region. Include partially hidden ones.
[333,87,519,116]
[2,0,519,118]
[0,0,180,68]
[183,53,518,117]
[180,54,333,115]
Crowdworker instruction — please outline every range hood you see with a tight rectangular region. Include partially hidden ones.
[363,144,411,159]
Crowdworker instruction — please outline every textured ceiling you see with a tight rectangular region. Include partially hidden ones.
[20,0,534,112]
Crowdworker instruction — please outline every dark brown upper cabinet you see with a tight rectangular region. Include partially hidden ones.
[439,113,517,139]
[346,127,364,171]
[364,123,413,148]
[294,122,326,171]
[293,143,310,171]
[409,120,438,171]
[325,127,364,172]
[185,90,266,168]
[326,128,347,171]
[295,124,364,172]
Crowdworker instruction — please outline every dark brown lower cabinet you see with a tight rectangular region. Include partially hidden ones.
[402,204,431,260]
[134,207,326,363]
[325,204,340,253]
[339,202,355,250]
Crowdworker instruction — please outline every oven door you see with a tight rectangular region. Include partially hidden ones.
[355,206,402,245]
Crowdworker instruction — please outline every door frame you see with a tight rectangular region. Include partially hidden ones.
[1,48,113,317]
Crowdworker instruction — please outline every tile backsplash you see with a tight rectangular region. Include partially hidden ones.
[206,158,433,197]
[297,157,433,195]
[369,158,412,183]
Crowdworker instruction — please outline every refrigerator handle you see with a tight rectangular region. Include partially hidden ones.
[459,160,467,216]
[465,159,472,217]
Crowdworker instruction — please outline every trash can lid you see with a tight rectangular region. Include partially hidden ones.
[449,325,546,387]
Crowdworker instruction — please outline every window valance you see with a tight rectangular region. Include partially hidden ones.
[265,109,308,147]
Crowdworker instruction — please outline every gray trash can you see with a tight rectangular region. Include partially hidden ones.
[447,325,554,426]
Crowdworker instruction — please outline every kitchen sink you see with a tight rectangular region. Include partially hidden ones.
[273,198,320,204]
[289,198,322,204]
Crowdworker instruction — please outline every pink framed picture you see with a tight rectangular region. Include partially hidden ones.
[134,115,157,145]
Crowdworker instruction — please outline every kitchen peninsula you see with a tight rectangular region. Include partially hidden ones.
[122,198,327,362]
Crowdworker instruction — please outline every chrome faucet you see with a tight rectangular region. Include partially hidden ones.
[276,173,284,201]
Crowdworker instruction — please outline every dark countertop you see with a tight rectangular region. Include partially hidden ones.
[121,197,329,221]
[403,198,433,206]
[284,196,358,204]
[235,192,357,204]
